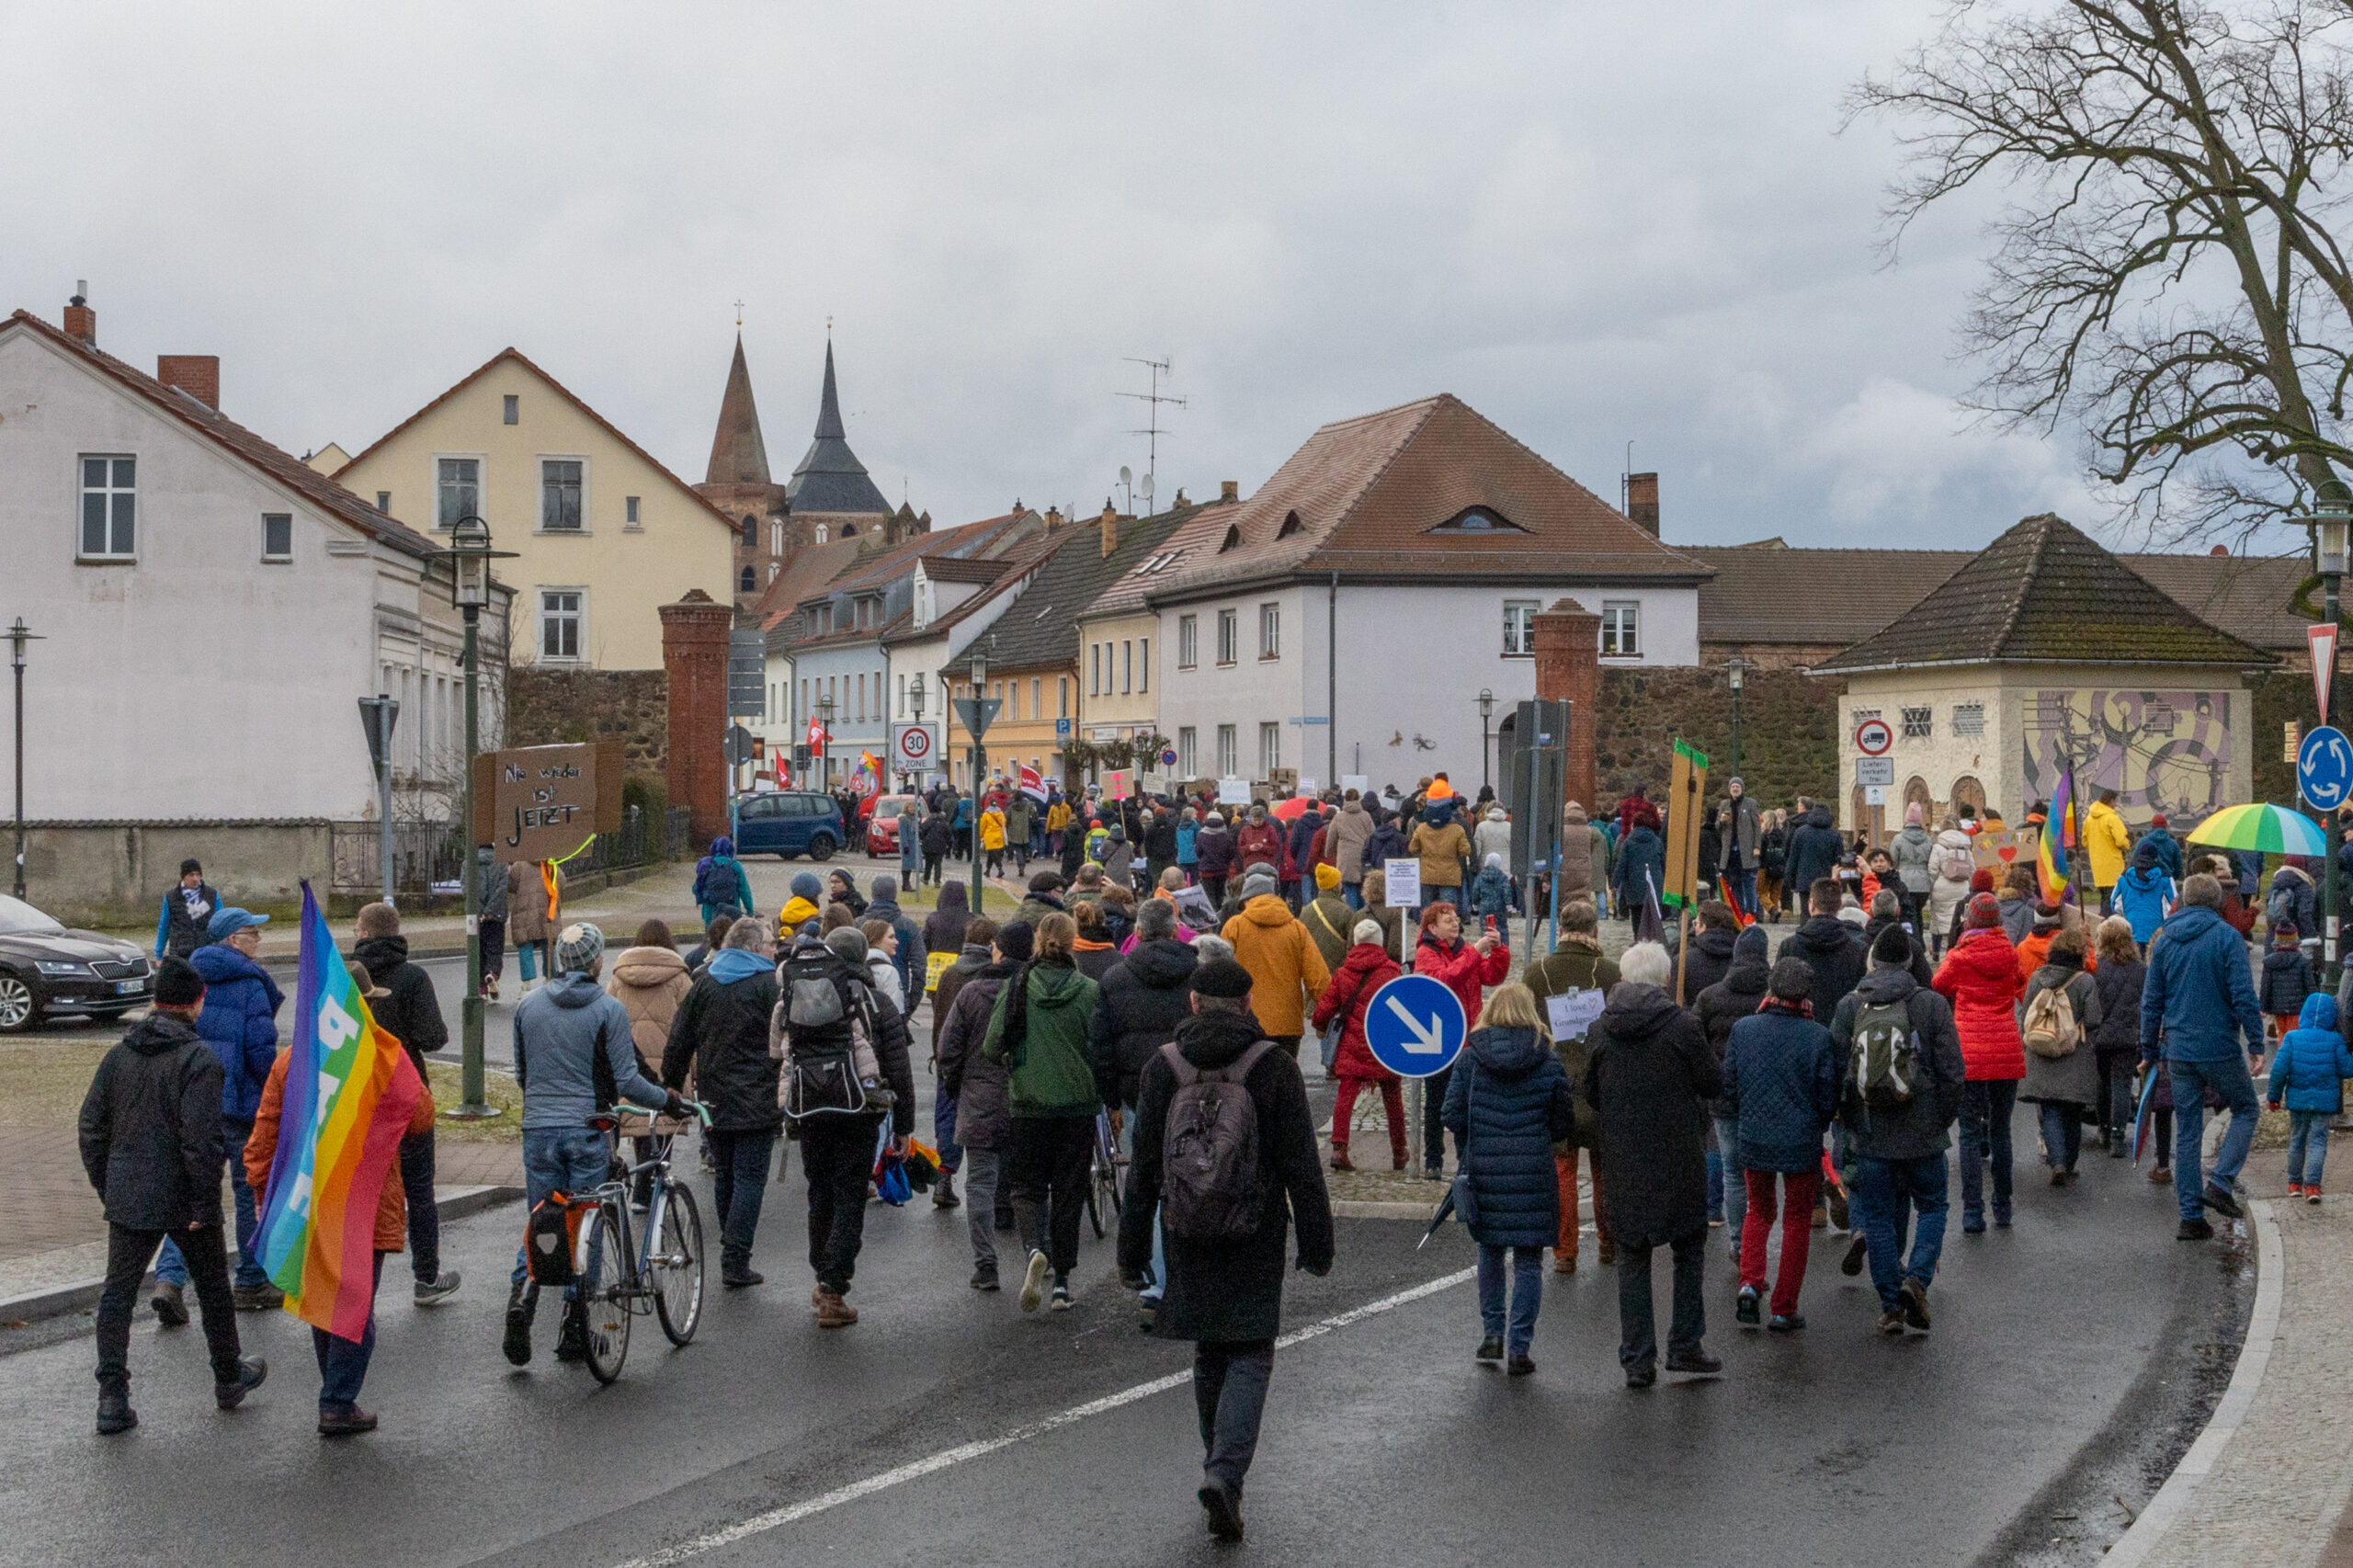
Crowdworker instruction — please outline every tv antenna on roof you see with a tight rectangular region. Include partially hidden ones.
[1119,357,1184,514]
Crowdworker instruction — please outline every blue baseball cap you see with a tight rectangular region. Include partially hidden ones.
[208,907,270,940]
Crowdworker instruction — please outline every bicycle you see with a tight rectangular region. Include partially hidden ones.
[569,1101,710,1385]
[1085,1107,1125,1239]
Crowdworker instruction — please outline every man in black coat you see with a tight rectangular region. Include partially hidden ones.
[1782,801,1844,903]
[1584,942,1723,1389]
[1781,879,1870,1023]
[1088,905,1199,1319]
[1120,958,1333,1543]
[664,917,783,1289]
[352,903,460,1308]
[1679,903,1742,999]
[1829,925,1967,1335]
[938,921,1026,1287]
[79,958,266,1435]
[155,858,221,960]
[797,928,916,1325]
[1859,891,1935,990]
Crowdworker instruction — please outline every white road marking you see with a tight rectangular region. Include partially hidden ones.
[608,1266,1478,1568]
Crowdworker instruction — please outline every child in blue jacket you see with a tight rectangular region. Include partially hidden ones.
[2267,991,2353,1202]
[1468,853,1518,946]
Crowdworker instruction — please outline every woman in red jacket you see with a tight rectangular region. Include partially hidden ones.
[1933,892,2027,1233]
[1313,922,1404,1172]
[1413,903,1509,1176]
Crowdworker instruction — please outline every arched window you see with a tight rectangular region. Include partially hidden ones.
[741,516,756,547]
[771,520,783,556]
[814,524,830,544]
[1950,775,1988,817]
[1904,775,1934,819]
[739,565,756,593]
[841,521,857,536]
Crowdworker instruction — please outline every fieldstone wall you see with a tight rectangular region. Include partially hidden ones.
[505,667,668,784]
[1593,665,1840,813]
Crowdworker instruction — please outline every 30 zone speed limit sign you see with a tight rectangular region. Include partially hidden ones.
[892,723,936,768]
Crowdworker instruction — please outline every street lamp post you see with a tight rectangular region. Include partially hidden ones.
[7,619,43,901]
[2310,502,2350,991]
[444,515,513,1120]
[1726,655,1750,783]
[1477,687,1495,797]
[966,644,990,909]
[817,696,836,790]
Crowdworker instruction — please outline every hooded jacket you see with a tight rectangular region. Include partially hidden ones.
[1473,808,1515,869]
[604,945,693,1073]
[1680,925,1740,998]
[2268,992,2353,1113]
[866,896,924,996]
[1722,1004,1838,1173]
[2115,861,2177,944]
[2018,953,2104,1106]
[2091,952,2148,1059]
[352,932,447,1084]
[1120,1007,1333,1343]
[1283,811,1322,881]
[1610,824,1665,914]
[1087,937,1199,1107]
[922,881,972,958]
[2260,941,2315,1017]
[1327,801,1374,884]
[2140,903,2265,1063]
[2084,800,2131,886]
[1522,932,1620,1150]
[79,1013,226,1231]
[1830,968,1966,1163]
[1221,895,1334,1037]
[1891,823,1936,895]
[1779,915,1869,1023]
[506,860,560,944]
[937,960,1016,1148]
[1783,804,1843,897]
[1933,926,2028,1081]
[693,846,756,923]
[2143,825,2184,881]
[188,943,286,1122]
[983,959,1104,1117]
[1313,941,1404,1082]
[515,972,669,1131]
[1558,802,1597,901]
[661,954,781,1131]
[1583,983,1721,1244]
[1194,821,1237,881]
[1441,1025,1577,1248]
[1408,812,1471,890]
[1859,915,1936,990]
[1696,926,1772,1117]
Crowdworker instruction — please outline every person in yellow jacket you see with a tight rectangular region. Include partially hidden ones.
[1219,870,1333,1058]
[2084,789,2130,914]
[1044,796,1074,858]
[980,803,1009,878]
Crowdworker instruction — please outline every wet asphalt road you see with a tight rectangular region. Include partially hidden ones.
[0,1081,2241,1568]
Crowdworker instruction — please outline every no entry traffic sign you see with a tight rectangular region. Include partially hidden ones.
[1854,716,1894,756]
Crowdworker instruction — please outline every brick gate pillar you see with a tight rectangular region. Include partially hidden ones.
[1532,600,1600,810]
[660,590,733,845]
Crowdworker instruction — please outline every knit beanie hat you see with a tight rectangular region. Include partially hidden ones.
[1354,919,1384,944]
[1243,872,1279,901]
[1970,868,1995,894]
[1870,923,1913,968]
[1965,892,2002,929]
[790,871,824,903]
[554,922,606,974]
[1191,956,1255,998]
[1315,863,1341,891]
[871,875,898,901]
[995,919,1035,962]
[824,926,869,966]
[153,955,205,1008]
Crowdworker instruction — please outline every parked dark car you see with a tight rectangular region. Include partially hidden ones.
[0,895,155,1033]
[732,790,846,861]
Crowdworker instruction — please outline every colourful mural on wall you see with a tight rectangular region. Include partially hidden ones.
[2021,689,2232,827]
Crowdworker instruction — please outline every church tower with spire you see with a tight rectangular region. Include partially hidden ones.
[696,333,792,610]
[782,338,907,550]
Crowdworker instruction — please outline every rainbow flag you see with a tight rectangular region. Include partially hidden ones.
[2037,772,2075,904]
[255,883,425,1341]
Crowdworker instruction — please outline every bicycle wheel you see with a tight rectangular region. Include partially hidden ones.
[1084,1176,1104,1239]
[577,1206,631,1385]
[652,1183,705,1346]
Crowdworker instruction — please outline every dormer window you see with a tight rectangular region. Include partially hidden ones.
[1427,506,1522,534]
[1220,524,1242,552]
[1277,510,1303,539]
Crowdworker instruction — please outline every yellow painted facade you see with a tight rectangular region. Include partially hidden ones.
[335,353,736,671]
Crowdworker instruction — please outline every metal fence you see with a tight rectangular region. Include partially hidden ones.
[329,806,691,901]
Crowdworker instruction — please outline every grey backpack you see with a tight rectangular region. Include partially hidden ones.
[1159,1040,1276,1241]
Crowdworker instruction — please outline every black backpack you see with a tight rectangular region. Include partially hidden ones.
[1159,1040,1276,1241]
[776,944,872,1119]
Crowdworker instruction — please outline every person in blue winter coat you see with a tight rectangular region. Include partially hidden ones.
[153,907,283,1313]
[693,836,757,927]
[1722,957,1839,1332]
[1467,853,1517,943]
[2112,842,2175,948]
[1441,983,1578,1376]
[2140,874,2267,1239]
[1781,801,1844,907]
[2267,991,2353,1200]
[2141,815,2184,881]
[1611,823,1667,923]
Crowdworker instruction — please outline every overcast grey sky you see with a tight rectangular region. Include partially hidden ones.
[0,1,2108,549]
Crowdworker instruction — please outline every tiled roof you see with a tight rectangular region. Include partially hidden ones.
[824,510,1037,598]
[704,333,771,486]
[6,309,440,560]
[752,536,867,631]
[919,553,1018,585]
[332,346,739,537]
[1813,514,2276,673]
[1135,394,1707,605]
[785,341,891,517]
[882,537,1064,648]
[983,506,1211,669]
[2119,551,2310,653]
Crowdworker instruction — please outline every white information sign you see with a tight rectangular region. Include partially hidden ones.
[1218,778,1253,805]
[1544,988,1606,1043]
[1382,858,1421,908]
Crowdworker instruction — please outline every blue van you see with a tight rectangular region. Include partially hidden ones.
[732,791,846,861]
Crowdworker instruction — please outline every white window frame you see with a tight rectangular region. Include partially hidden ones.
[1259,722,1280,775]
[260,512,293,562]
[538,587,585,662]
[503,393,519,425]
[1178,726,1197,778]
[78,453,137,560]
[434,454,483,532]
[1058,676,1070,719]
[1216,609,1238,666]
[1177,614,1198,669]
[1503,599,1539,656]
[1140,637,1150,694]
[1122,640,1132,695]
[1259,602,1280,660]
[1600,600,1641,659]
[625,495,642,529]
[1216,723,1237,776]
[539,456,587,532]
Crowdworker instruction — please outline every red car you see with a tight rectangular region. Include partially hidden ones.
[865,795,919,855]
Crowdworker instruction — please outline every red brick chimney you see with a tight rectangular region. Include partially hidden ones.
[660,590,735,843]
[1221,480,1239,502]
[1100,500,1119,559]
[63,284,95,347]
[157,356,220,410]
[1532,598,1601,810]
[1626,472,1660,536]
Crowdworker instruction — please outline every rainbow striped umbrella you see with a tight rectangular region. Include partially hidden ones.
[2185,803,2326,856]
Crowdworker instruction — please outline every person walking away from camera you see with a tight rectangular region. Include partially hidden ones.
[1831,922,1965,1334]
[1783,879,1869,1024]
[1468,854,1517,949]
[898,801,923,888]
[1089,898,1198,1323]
[2259,920,2313,1044]
[506,859,562,992]
[920,804,953,888]
[351,902,461,1307]
[1927,816,1974,957]
[1722,957,1837,1333]
[504,923,686,1367]
[1222,873,1334,1061]
[608,918,697,1184]
[152,906,283,1320]
[2083,790,2130,915]
[1585,940,1722,1388]
[2140,872,2267,1241]
[664,917,780,1289]
[2090,917,2149,1157]
[1444,983,1577,1376]
[1413,903,1507,1175]
[478,850,509,1000]
[693,836,756,927]
[1697,924,1770,1262]
[2114,841,2175,951]
[790,927,915,1325]
[983,913,1104,1313]
[930,912,999,1215]
[1782,800,1843,915]
[154,858,221,960]
[2268,992,2353,1201]
[1314,921,1408,1173]
[1610,815,1666,926]
[2018,927,2104,1186]
[1682,902,1742,998]
[1330,790,1374,909]
[1119,955,1333,1543]
[1890,801,1935,915]
[981,800,1009,879]
[1007,794,1036,879]
[938,919,1023,1285]
[1934,892,2026,1233]
[1474,806,1514,880]
[1524,900,1620,1271]
[1194,811,1236,908]
[81,955,267,1436]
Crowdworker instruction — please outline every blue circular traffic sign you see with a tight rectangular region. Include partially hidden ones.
[2298,724,2352,812]
[1363,972,1467,1079]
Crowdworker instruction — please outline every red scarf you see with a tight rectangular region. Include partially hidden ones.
[1759,995,1813,1020]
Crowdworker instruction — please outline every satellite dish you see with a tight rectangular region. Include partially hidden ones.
[1141,474,1155,500]
[1119,465,1131,486]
